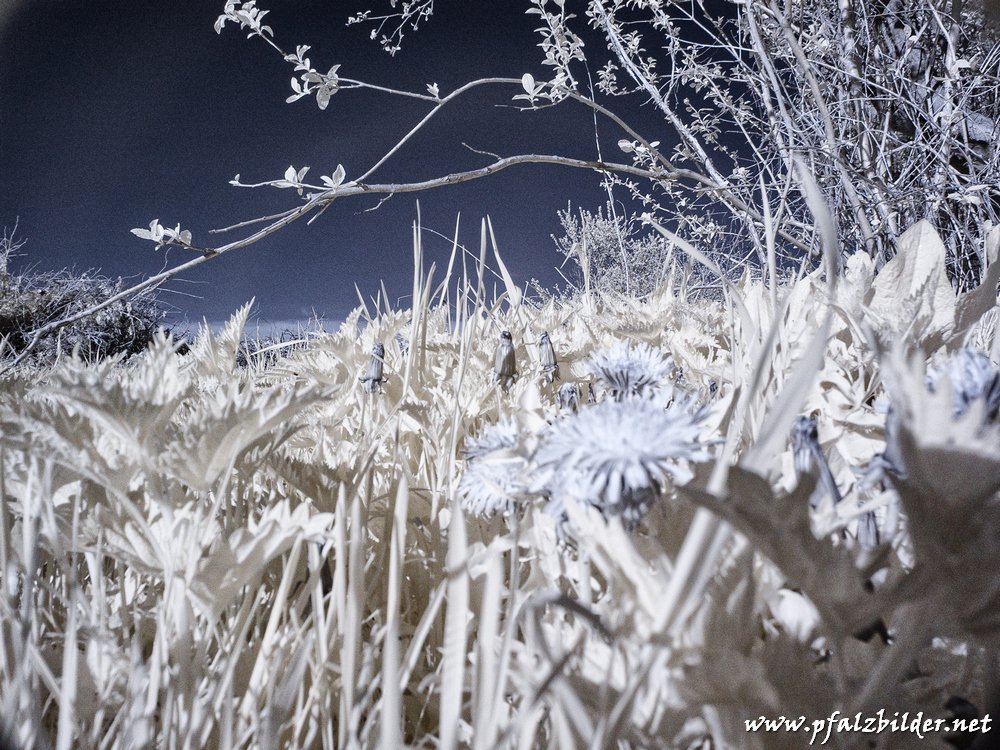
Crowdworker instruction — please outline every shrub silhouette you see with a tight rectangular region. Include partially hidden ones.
[0,229,168,365]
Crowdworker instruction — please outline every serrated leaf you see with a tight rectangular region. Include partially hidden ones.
[868,219,956,343]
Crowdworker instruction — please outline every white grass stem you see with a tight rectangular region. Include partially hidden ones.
[380,477,409,750]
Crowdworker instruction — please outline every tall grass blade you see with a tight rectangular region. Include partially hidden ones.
[380,476,409,750]
[439,501,469,750]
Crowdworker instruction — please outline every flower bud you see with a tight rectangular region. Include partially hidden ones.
[494,331,518,392]
[539,331,559,382]
[360,342,385,393]
[791,415,842,509]
[557,382,580,413]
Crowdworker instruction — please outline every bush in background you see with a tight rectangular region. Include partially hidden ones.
[551,201,762,300]
[0,228,170,366]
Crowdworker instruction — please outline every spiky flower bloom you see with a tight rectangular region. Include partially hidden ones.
[927,346,1000,421]
[556,382,580,413]
[538,331,559,382]
[494,330,518,392]
[458,416,524,516]
[359,342,385,394]
[790,415,842,510]
[531,394,713,530]
[583,341,674,400]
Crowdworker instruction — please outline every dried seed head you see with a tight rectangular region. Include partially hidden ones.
[494,330,518,392]
[538,331,560,382]
[360,342,385,393]
[556,382,580,413]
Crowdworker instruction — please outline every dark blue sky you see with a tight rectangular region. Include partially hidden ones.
[0,0,669,332]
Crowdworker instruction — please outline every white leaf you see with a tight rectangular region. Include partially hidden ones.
[618,139,634,153]
[317,86,331,110]
[331,164,345,187]
[521,73,535,94]
[143,220,164,241]
[284,166,297,183]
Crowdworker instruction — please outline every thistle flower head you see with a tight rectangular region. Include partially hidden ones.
[556,382,580,413]
[462,414,519,460]
[531,395,713,529]
[494,330,518,392]
[458,416,524,516]
[538,331,559,382]
[359,342,385,394]
[583,341,674,400]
